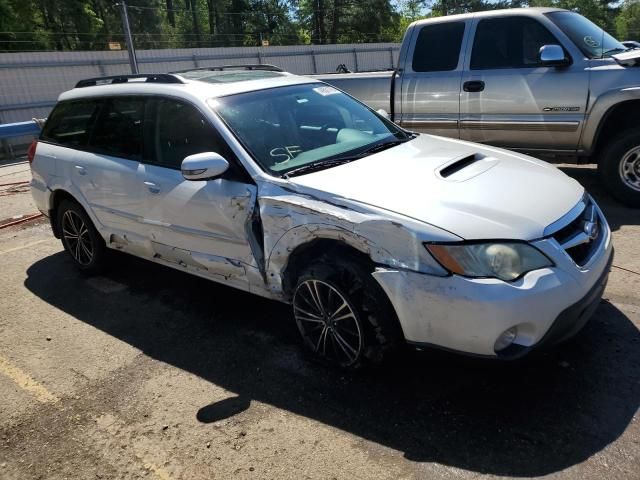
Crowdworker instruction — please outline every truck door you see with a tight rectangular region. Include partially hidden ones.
[398,19,469,138]
[459,14,589,152]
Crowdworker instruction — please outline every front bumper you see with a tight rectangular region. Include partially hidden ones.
[372,239,613,358]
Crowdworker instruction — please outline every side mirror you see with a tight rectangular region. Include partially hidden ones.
[538,44,570,67]
[181,152,229,181]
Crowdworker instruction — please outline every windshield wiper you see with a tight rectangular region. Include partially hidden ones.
[282,158,356,178]
[282,137,412,178]
[603,47,627,56]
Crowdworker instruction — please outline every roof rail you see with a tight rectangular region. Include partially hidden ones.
[75,73,184,88]
[170,64,284,74]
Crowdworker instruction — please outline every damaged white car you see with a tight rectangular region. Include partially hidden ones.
[30,67,613,367]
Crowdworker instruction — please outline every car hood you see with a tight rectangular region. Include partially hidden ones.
[288,135,584,240]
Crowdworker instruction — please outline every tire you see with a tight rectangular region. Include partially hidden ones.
[598,129,640,207]
[292,256,403,369]
[56,199,107,274]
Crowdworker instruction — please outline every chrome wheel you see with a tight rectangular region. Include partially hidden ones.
[619,145,640,192]
[62,210,93,266]
[293,279,363,366]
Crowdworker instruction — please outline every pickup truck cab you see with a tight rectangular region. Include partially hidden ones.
[317,8,640,206]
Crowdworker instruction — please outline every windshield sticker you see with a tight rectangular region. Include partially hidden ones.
[584,36,600,48]
[313,86,340,96]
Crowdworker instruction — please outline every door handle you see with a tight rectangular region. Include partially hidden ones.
[144,181,161,194]
[463,81,485,93]
[74,165,87,176]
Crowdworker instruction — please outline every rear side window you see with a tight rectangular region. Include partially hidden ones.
[147,98,231,170]
[471,16,560,70]
[41,100,100,147]
[90,97,145,159]
[412,22,466,72]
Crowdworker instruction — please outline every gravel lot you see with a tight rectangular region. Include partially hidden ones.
[0,163,638,480]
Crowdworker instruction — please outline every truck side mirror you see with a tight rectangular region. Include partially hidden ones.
[538,45,570,67]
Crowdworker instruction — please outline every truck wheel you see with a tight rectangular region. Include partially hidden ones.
[292,258,403,369]
[57,199,107,274]
[598,129,640,207]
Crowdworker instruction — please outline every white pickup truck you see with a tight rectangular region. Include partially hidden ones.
[317,7,640,206]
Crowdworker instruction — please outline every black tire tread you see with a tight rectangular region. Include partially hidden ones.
[597,128,640,208]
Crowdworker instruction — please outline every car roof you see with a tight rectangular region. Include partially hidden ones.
[58,69,318,103]
[410,7,567,26]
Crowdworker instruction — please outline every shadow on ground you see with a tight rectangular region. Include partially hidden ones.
[25,249,640,477]
[558,165,640,231]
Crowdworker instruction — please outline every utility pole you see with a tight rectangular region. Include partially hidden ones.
[117,1,139,74]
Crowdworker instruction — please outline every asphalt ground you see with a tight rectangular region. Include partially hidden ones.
[0,163,638,479]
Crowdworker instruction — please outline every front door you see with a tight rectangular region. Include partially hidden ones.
[398,19,469,138]
[139,97,259,288]
[459,15,589,152]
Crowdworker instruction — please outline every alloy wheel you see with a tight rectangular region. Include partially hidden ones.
[62,210,94,266]
[293,279,363,366]
[619,146,640,192]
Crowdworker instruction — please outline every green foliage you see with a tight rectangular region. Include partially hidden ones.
[617,0,640,39]
[0,0,638,51]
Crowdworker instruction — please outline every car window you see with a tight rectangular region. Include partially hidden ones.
[148,98,230,170]
[213,83,410,177]
[471,16,561,70]
[90,97,144,159]
[412,22,466,72]
[41,99,101,147]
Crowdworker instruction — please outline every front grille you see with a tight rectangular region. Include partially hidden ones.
[549,197,603,267]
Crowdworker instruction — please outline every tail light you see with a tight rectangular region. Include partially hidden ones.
[26,140,37,165]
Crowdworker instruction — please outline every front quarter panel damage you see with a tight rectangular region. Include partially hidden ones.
[258,181,459,297]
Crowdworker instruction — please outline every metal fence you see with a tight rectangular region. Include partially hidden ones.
[0,43,400,159]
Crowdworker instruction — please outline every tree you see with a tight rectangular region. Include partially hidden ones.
[616,0,640,39]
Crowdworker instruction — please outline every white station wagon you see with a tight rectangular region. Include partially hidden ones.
[29,66,613,368]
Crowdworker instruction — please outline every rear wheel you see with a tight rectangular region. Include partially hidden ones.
[57,199,107,274]
[598,129,640,207]
[292,258,403,369]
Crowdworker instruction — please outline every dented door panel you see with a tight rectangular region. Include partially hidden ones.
[140,163,260,288]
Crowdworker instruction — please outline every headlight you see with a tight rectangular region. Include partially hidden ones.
[424,242,553,282]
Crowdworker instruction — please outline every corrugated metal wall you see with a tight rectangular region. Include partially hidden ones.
[0,43,400,154]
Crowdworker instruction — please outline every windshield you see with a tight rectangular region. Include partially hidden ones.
[211,83,410,177]
[546,11,626,58]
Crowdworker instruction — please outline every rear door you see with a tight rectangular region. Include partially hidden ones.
[139,97,258,286]
[39,97,145,239]
[82,96,146,237]
[398,19,469,137]
[459,14,588,151]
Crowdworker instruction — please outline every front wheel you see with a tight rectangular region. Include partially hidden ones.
[598,129,640,207]
[292,259,403,369]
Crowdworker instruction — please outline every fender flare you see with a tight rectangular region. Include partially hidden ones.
[582,87,640,154]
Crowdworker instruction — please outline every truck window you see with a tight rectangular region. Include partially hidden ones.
[412,22,465,72]
[40,100,101,147]
[471,16,561,70]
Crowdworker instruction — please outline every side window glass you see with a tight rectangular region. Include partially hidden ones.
[151,98,227,170]
[412,22,465,72]
[471,17,560,70]
[90,97,145,159]
[41,100,100,147]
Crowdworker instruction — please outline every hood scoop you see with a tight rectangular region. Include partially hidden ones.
[438,153,500,182]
